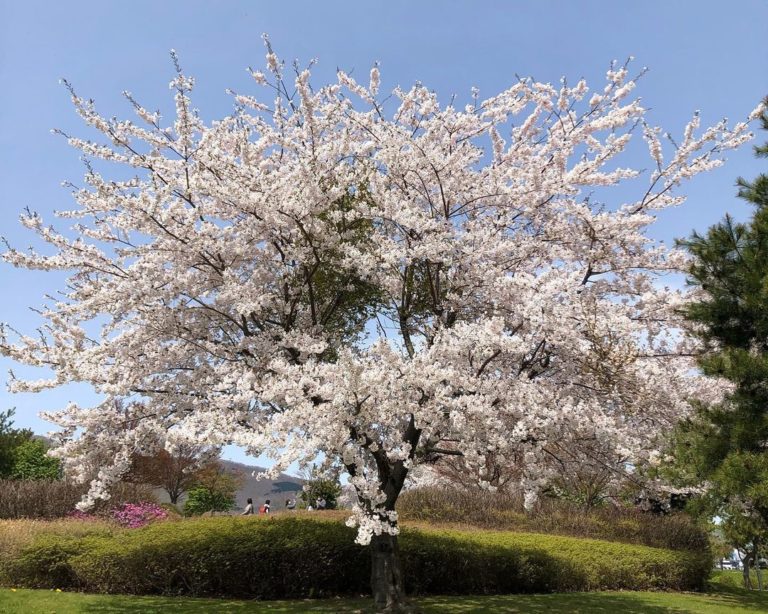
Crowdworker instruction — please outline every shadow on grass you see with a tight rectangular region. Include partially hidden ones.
[0,590,369,614]
[704,570,768,611]
[76,595,371,613]
[705,586,768,611]
[5,587,768,614]
[421,590,768,613]
[421,594,679,613]
[72,592,768,614]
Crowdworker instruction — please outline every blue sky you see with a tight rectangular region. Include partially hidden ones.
[0,0,766,465]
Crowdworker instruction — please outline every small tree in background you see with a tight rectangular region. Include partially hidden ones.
[543,441,628,509]
[129,444,217,505]
[183,486,235,516]
[300,467,342,510]
[10,439,60,480]
[0,409,32,478]
[183,461,242,516]
[0,409,59,480]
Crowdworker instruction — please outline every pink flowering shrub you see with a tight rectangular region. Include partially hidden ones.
[110,502,168,528]
[65,501,167,528]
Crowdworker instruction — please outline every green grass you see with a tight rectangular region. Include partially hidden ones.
[1,574,767,614]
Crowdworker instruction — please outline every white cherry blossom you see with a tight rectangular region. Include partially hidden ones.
[1,51,759,558]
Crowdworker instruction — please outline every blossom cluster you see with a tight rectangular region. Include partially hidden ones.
[110,501,169,528]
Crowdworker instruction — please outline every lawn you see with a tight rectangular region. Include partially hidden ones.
[1,573,766,613]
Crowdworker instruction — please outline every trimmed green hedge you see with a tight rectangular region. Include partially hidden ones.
[397,487,710,552]
[3,515,710,598]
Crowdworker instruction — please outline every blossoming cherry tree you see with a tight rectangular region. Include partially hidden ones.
[2,44,763,609]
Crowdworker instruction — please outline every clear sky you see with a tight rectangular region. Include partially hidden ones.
[1,0,766,465]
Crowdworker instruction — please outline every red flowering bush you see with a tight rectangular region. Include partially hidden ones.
[110,502,168,528]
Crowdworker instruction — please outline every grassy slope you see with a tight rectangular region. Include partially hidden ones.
[1,574,766,614]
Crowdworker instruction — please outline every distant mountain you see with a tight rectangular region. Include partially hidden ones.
[153,460,304,512]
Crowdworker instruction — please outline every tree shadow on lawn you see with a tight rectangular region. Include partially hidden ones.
[9,589,767,614]
[73,595,371,613]
[67,591,768,614]
[420,594,675,613]
[419,590,768,613]
[703,584,768,612]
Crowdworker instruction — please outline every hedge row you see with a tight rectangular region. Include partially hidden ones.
[0,479,157,520]
[1,515,710,598]
[397,487,709,552]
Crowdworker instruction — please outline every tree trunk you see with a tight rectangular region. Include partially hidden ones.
[371,533,405,611]
[744,557,753,590]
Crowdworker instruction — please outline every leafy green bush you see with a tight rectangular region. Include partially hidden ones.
[183,487,235,516]
[5,534,84,589]
[0,409,33,478]
[183,462,241,516]
[3,515,710,598]
[298,467,342,510]
[299,477,342,510]
[0,517,112,578]
[9,440,60,480]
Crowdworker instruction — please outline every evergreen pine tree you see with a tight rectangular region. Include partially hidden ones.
[674,99,768,587]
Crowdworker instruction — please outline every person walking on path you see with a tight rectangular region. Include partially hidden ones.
[259,499,271,514]
[241,497,254,515]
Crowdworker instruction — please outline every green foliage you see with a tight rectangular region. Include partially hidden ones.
[10,440,60,480]
[183,487,235,516]
[299,474,342,510]
[0,411,59,481]
[0,409,33,478]
[2,515,710,597]
[672,100,768,560]
[183,461,241,516]
[282,189,386,363]
[6,534,84,589]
